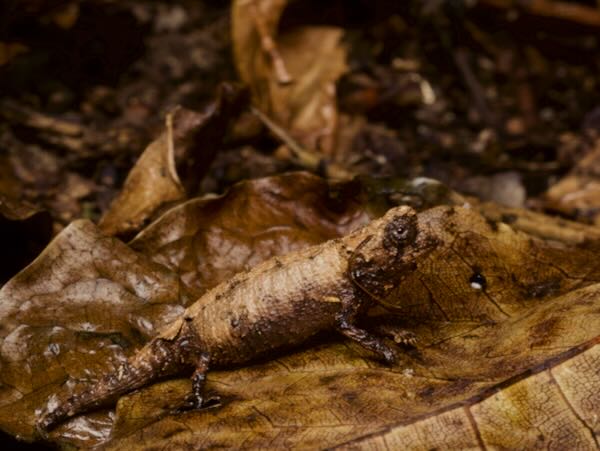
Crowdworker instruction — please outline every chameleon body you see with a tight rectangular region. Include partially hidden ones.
[37,205,439,432]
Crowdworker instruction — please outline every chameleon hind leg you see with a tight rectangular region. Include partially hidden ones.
[188,352,211,408]
[175,321,212,409]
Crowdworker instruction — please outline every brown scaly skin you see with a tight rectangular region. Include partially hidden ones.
[37,205,439,433]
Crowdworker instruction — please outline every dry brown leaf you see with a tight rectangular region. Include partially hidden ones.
[346,337,600,449]
[2,174,600,449]
[0,173,373,447]
[477,199,600,244]
[231,0,347,155]
[99,83,248,237]
[97,110,186,237]
[231,0,288,91]
[130,172,371,299]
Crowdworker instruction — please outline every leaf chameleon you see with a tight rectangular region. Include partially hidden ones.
[37,205,443,432]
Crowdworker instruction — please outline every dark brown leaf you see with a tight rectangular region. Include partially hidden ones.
[0,173,373,446]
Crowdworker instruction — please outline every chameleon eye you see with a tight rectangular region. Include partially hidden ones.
[383,214,417,250]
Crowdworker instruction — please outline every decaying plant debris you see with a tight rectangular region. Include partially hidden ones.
[2,0,600,449]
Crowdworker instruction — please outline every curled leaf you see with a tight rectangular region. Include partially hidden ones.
[231,0,288,90]
[98,110,186,237]
[99,84,248,237]
[232,0,347,154]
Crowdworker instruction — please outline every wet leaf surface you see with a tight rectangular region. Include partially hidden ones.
[0,219,185,447]
[0,173,374,446]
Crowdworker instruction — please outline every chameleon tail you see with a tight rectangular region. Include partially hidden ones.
[36,337,181,433]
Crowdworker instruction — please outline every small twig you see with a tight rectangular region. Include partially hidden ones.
[480,0,600,28]
[0,99,106,157]
[453,48,502,135]
[0,99,81,136]
[515,68,537,130]
[165,110,183,186]
[249,0,293,85]
[251,106,353,180]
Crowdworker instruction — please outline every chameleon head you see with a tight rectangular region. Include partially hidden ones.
[382,205,442,271]
[349,206,434,306]
[351,206,419,264]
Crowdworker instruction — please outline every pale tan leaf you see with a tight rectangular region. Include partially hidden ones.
[231,0,347,154]
[97,109,188,237]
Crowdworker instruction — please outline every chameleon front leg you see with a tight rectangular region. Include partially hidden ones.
[335,293,398,365]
